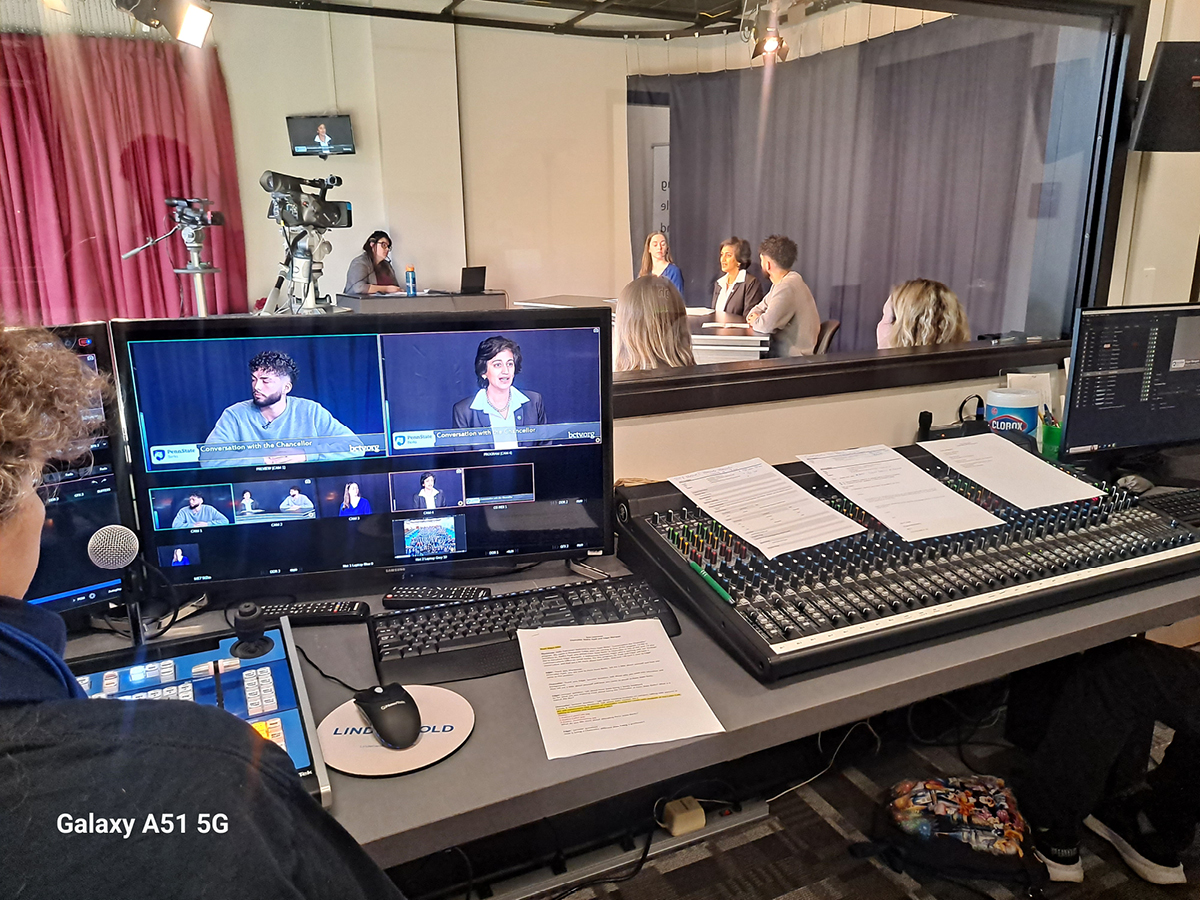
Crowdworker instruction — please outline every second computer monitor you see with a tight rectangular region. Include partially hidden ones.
[111,308,612,594]
[1061,304,1200,458]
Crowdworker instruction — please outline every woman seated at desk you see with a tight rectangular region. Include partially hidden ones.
[711,237,763,315]
[638,232,684,296]
[877,278,971,349]
[344,230,400,295]
[615,275,695,372]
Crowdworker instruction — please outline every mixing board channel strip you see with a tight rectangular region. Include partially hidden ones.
[614,450,1200,682]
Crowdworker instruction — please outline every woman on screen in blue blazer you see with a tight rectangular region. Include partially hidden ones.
[339,481,372,516]
[452,336,547,450]
[638,232,684,296]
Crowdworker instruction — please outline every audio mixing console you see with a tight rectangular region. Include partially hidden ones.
[615,446,1200,682]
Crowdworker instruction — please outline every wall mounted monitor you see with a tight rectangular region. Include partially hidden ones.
[26,323,134,614]
[286,114,355,156]
[110,309,613,598]
[1131,43,1200,152]
[1061,304,1200,458]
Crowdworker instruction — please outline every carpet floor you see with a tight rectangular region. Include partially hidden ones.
[534,738,1199,900]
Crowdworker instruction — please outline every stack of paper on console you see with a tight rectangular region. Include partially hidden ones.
[670,458,863,558]
[918,433,1102,510]
[800,445,1004,541]
[518,620,723,759]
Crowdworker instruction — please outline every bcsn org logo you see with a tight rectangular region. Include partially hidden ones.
[333,725,455,735]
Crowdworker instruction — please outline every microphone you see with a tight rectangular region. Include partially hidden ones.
[87,525,140,570]
[87,525,148,646]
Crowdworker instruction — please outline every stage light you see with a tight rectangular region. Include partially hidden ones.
[113,0,213,47]
[751,26,789,62]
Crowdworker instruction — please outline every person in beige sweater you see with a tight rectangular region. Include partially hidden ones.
[745,234,820,358]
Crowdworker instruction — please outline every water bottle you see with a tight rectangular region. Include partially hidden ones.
[405,266,417,296]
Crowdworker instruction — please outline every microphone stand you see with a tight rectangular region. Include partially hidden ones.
[124,561,148,647]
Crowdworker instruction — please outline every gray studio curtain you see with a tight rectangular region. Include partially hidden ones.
[632,14,1096,352]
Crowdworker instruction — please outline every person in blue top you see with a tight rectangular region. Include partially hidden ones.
[201,350,364,467]
[339,481,372,516]
[278,486,315,514]
[170,547,190,567]
[639,232,684,296]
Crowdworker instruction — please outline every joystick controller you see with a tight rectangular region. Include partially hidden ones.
[230,602,275,659]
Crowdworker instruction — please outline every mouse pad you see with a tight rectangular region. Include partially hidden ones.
[317,685,474,776]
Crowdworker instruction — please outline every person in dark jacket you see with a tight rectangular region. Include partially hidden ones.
[710,236,763,316]
[0,326,406,900]
[452,335,546,449]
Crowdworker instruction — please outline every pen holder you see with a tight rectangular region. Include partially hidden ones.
[1041,423,1062,460]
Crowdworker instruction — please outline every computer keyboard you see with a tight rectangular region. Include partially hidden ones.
[1143,488,1200,526]
[370,575,681,684]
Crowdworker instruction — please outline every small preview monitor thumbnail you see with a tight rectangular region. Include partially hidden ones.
[394,515,467,559]
[315,473,390,518]
[158,543,201,568]
[391,468,465,513]
[233,479,318,522]
[150,485,235,531]
[463,464,534,505]
[128,335,387,471]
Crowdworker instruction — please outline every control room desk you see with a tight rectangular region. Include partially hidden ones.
[286,562,1200,869]
[336,291,508,314]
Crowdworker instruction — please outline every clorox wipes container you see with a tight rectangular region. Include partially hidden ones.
[985,388,1040,436]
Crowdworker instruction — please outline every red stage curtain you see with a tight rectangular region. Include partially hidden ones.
[0,34,247,323]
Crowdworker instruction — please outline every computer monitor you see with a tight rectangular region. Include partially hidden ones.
[25,323,134,614]
[110,309,612,597]
[461,266,486,295]
[1061,304,1200,459]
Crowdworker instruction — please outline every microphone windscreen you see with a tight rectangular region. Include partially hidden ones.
[87,525,140,570]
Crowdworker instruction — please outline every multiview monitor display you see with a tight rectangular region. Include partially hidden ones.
[26,323,131,614]
[111,309,612,591]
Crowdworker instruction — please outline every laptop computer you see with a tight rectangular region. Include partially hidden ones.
[460,266,486,295]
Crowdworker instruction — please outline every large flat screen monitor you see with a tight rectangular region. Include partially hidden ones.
[110,309,612,596]
[1061,304,1200,458]
[26,323,133,614]
[286,114,354,156]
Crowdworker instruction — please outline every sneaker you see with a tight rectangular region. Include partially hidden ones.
[1031,831,1084,883]
[1085,796,1187,885]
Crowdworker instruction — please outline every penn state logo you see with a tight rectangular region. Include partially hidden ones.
[152,449,166,462]
[393,435,406,449]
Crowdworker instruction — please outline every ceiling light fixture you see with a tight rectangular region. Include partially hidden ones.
[113,0,213,47]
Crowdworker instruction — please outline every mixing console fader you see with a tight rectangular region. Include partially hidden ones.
[615,447,1200,682]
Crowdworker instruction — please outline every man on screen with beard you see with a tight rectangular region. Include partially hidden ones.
[201,350,363,467]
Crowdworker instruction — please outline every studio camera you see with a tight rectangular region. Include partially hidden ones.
[259,172,352,230]
[258,171,353,315]
[166,197,225,228]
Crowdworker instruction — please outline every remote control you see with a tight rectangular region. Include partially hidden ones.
[259,600,370,625]
[382,585,492,608]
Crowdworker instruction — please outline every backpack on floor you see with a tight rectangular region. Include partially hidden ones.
[850,775,1047,897]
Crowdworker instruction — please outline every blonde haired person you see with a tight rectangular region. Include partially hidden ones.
[877,278,971,349]
[615,275,696,372]
[0,328,407,899]
[637,232,684,295]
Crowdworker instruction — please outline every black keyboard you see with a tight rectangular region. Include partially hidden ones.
[1143,489,1200,526]
[370,575,680,684]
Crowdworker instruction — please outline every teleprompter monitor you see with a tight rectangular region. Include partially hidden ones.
[110,308,613,597]
[25,323,135,614]
[1061,304,1200,459]
[286,114,355,157]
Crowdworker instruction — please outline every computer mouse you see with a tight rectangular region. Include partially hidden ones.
[353,683,422,750]
[1117,474,1154,494]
